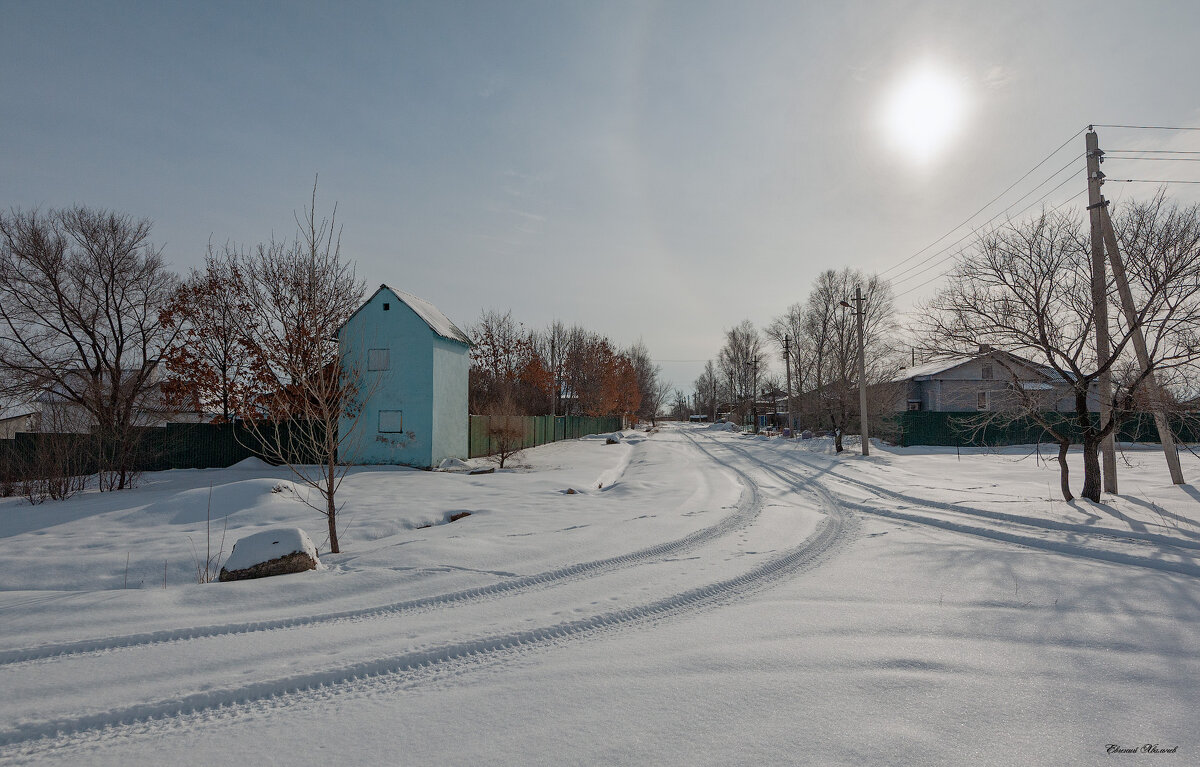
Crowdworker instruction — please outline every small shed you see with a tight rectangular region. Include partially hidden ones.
[338,285,472,467]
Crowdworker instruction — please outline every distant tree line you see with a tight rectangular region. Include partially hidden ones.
[467,310,668,424]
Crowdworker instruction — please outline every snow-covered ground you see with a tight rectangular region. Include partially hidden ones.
[1,425,1197,765]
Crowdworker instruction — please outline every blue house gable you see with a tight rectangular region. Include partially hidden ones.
[338,285,471,467]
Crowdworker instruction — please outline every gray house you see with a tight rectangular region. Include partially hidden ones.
[891,350,1098,413]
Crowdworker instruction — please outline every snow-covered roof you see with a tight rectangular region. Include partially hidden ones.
[891,351,1060,383]
[889,356,975,382]
[0,398,37,422]
[342,285,472,346]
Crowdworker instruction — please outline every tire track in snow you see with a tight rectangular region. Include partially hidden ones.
[720,436,1200,579]
[0,438,853,758]
[685,432,859,538]
[0,434,758,667]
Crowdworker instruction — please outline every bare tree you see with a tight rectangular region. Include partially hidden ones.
[921,200,1200,502]
[0,206,180,490]
[628,340,666,425]
[17,400,90,504]
[717,320,765,426]
[801,269,896,451]
[235,182,367,553]
[483,391,527,468]
[766,301,817,402]
[693,360,720,421]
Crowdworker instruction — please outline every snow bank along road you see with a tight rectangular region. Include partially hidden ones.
[1,425,1198,765]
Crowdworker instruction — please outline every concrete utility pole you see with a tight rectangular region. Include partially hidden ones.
[1086,128,1117,493]
[854,286,870,456]
[842,287,870,456]
[1099,207,1186,484]
[783,335,794,437]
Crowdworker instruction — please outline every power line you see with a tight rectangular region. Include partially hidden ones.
[1106,178,1200,184]
[1107,148,1200,154]
[1091,124,1200,131]
[892,184,1088,300]
[1105,155,1200,162]
[889,154,1085,287]
[887,125,1198,302]
[877,126,1087,279]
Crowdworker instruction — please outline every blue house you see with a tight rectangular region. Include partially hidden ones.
[338,285,472,467]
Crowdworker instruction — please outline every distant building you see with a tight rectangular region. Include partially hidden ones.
[0,372,204,439]
[0,403,38,440]
[890,348,1098,413]
[337,285,472,467]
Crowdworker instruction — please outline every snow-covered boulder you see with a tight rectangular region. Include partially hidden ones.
[605,433,622,444]
[436,457,471,472]
[218,527,319,582]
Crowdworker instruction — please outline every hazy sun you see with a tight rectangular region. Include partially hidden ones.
[883,65,966,164]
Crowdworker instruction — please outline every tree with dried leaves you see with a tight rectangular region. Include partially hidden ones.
[234,183,368,553]
[159,246,268,422]
[0,206,180,490]
[468,309,552,415]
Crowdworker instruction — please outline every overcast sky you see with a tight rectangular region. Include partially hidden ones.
[4,1,1199,391]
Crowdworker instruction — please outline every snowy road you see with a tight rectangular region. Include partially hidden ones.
[1,426,1198,765]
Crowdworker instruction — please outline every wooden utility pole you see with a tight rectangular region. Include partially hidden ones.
[1099,207,1186,484]
[1086,128,1117,493]
[784,335,794,437]
[854,286,870,456]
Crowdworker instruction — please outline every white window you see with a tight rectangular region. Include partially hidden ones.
[977,391,989,410]
[379,410,403,433]
[367,348,390,371]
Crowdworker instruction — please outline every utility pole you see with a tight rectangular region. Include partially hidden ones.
[1099,205,1186,484]
[854,286,869,456]
[841,287,870,456]
[783,336,794,437]
[1086,127,1117,493]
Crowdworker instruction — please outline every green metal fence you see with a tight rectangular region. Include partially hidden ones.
[0,422,326,483]
[897,411,1200,448]
[468,414,622,459]
[0,415,624,482]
